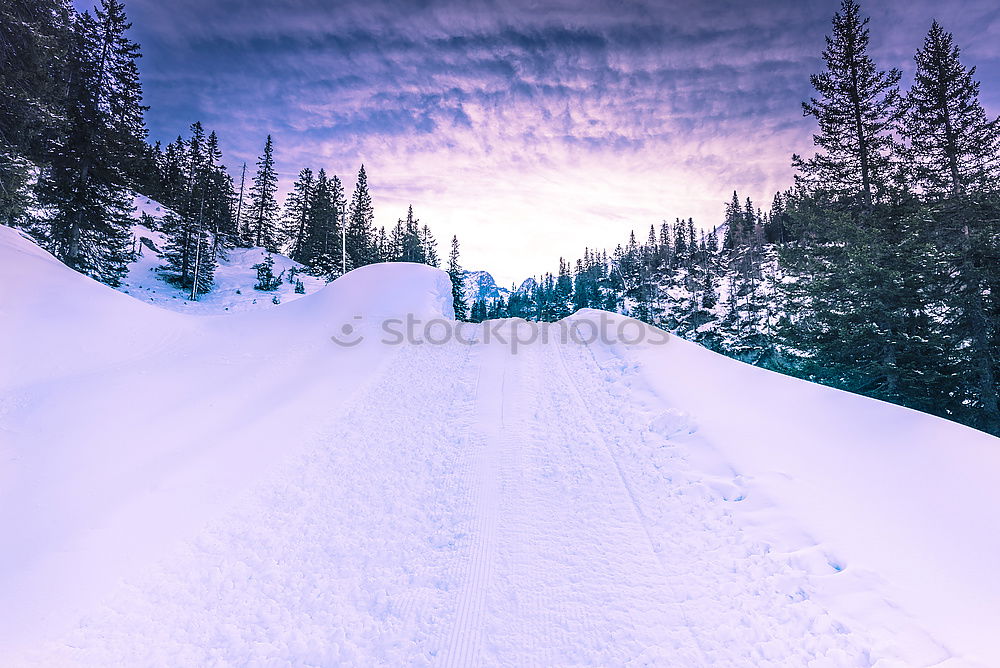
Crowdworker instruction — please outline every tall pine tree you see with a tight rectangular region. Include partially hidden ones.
[448,235,468,320]
[794,0,902,207]
[1,0,73,230]
[36,0,147,286]
[346,164,375,267]
[902,21,1000,197]
[282,167,314,262]
[247,134,278,251]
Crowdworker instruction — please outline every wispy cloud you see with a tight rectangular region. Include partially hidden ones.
[113,0,1000,283]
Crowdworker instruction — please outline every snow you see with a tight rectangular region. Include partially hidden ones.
[605,323,1000,663]
[2,223,999,666]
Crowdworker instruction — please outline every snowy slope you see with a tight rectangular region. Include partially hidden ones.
[2,224,999,666]
[122,196,326,314]
[610,327,1000,663]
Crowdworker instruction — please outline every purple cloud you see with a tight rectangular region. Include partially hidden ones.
[101,0,1000,283]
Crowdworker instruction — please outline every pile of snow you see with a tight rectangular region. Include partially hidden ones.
[123,196,326,314]
[2,224,999,665]
[581,313,1000,663]
[0,225,454,661]
[0,225,188,387]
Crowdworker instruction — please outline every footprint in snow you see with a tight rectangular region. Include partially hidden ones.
[648,408,697,438]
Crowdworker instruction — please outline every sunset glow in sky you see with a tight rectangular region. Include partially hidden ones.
[113,0,1000,284]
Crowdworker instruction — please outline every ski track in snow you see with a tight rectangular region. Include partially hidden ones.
[24,328,948,666]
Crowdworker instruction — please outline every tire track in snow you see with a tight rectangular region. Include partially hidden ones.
[477,335,698,665]
[556,331,890,666]
[439,337,507,667]
[551,334,713,665]
[503,340,606,666]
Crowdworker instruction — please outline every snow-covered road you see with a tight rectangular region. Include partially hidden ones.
[25,329,901,666]
[5,229,999,666]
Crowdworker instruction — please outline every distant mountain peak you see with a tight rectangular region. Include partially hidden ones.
[462,269,511,304]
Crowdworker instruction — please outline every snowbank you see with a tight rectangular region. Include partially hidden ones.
[0,229,457,658]
[568,308,1000,664]
[0,225,188,386]
[277,261,456,322]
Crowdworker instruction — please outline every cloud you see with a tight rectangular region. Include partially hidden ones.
[115,0,1000,283]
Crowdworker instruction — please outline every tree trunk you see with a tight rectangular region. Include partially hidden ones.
[69,158,92,266]
[849,61,873,206]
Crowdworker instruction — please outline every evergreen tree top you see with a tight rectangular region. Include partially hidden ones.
[902,20,1000,196]
[797,0,902,206]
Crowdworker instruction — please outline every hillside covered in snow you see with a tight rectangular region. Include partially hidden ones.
[121,197,327,314]
[2,224,1000,666]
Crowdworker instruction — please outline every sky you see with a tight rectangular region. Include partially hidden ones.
[100,0,1000,285]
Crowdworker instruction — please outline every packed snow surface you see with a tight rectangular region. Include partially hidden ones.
[1,223,999,666]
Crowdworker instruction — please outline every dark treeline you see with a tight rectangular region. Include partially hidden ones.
[476,0,1000,436]
[466,200,782,360]
[2,0,446,296]
[139,128,444,295]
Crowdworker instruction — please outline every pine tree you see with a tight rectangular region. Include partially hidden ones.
[159,122,229,296]
[346,164,376,267]
[1,0,72,229]
[159,136,187,208]
[922,198,1000,432]
[374,226,390,262]
[247,135,279,251]
[776,0,952,415]
[420,224,440,267]
[282,167,314,261]
[448,235,468,320]
[36,0,147,286]
[161,209,215,296]
[897,23,1000,432]
[778,193,949,409]
[302,169,345,276]
[389,218,405,262]
[203,130,236,248]
[723,191,745,249]
[573,256,594,311]
[399,205,424,263]
[253,253,282,291]
[764,192,792,243]
[470,299,488,323]
[794,0,902,207]
[553,257,574,319]
[902,21,1000,197]
[183,121,207,215]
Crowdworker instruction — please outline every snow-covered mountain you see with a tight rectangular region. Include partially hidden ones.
[2,223,1000,665]
[123,196,326,314]
[462,269,510,305]
[516,276,537,293]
